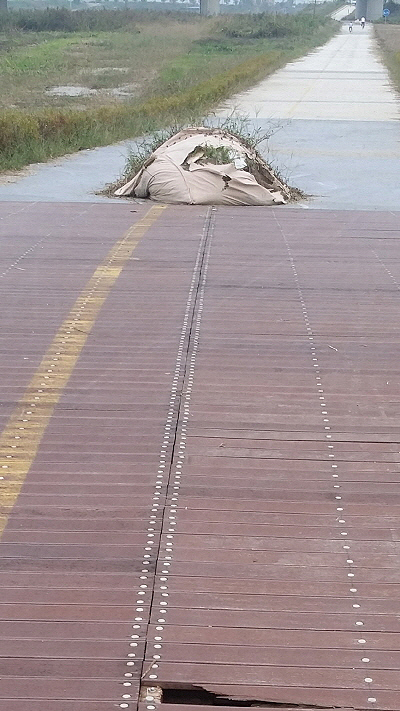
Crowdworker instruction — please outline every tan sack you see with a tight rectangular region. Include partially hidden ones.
[115,127,287,206]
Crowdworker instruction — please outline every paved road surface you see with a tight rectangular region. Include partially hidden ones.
[220,25,398,121]
[220,24,400,210]
[0,22,400,711]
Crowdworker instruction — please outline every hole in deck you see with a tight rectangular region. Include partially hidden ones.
[159,687,334,709]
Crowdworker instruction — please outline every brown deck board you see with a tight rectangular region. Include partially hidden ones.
[1,203,400,709]
[142,662,400,689]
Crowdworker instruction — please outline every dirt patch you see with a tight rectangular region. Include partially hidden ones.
[46,85,97,97]
[85,67,130,75]
[0,166,34,185]
[46,82,139,98]
[109,83,139,97]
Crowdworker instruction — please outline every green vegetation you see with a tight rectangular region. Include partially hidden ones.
[0,10,338,172]
[217,11,334,38]
[0,22,207,109]
[0,7,197,32]
[375,24,400,93]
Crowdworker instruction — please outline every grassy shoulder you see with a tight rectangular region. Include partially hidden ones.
[374,24,400,94]
[0,10,338,172]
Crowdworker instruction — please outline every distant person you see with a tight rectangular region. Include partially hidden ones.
[360,16,366,28]
[349,21,353,32]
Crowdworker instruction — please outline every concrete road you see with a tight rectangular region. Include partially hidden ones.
[331,4,355,21]
[218,25,400,211]
[220,25,398,122]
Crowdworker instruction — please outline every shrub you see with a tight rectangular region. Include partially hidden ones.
[217,12,331,39]
[0,7,201,33]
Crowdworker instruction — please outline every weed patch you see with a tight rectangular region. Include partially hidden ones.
[0,7,202,33]
[216,12,333,39]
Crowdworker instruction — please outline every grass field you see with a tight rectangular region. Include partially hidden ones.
[0,24,209,109]
[375,24,400,94]
[0,9,338,171]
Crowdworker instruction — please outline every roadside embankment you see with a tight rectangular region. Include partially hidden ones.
[375,24,400,94]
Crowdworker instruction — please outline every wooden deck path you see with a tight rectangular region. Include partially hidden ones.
[0,201,399,710]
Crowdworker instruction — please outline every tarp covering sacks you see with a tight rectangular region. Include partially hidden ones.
[115,127,289,206]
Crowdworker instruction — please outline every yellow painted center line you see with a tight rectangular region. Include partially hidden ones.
[0,204,167,535]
